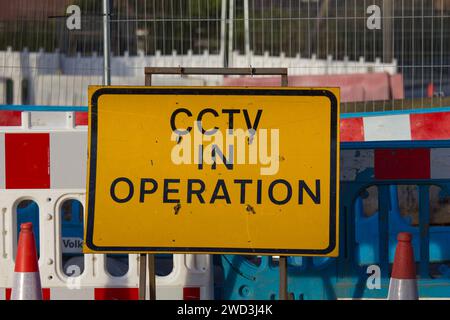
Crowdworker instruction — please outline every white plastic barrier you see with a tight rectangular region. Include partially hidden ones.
[0,112,214,300]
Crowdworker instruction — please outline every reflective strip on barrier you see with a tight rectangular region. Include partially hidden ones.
[0,111,21,126]
[341,148,450,181]
[363,114,412,141]
[340,118,364,142]
[30,112,69,128]
[94,288,139,300]
[411,112,450,140]
[75,112,88,126]
[340,149,374,181]
[374,148,430,179]
[430,148,450,179]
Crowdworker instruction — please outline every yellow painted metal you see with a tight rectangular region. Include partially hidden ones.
[84,86,339,256]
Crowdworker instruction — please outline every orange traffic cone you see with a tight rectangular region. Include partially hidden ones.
[11,222,42,300]
[388,232,418,300]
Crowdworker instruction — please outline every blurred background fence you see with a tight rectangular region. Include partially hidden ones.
[0,0,449,112]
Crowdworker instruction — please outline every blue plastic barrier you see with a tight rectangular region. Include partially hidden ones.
[218,140,450,299]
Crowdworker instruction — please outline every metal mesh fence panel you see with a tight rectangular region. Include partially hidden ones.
[0,0,448,112]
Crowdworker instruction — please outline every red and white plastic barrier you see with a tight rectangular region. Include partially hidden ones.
[0,131,86,189]
[0,188,214,300]
[0,113,214,300]
[340,111,450,142]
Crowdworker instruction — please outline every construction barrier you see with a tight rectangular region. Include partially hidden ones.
[220,139,450,299]
[3,106,450,299]
[0,109,213,300]
[0,188,213,300]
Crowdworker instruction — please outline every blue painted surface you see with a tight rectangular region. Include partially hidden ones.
[340,106,450,119]
[60,200,84,240]
[16,200,40,257]
[343,140,450,149]
[0,105,87,112]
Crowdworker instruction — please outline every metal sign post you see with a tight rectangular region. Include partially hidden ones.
[102,0,111,86]
[147,254,156,300]
[138,72,156,301]
[138,253,146,300]
[279,256,288,300]
[279,72,288,301]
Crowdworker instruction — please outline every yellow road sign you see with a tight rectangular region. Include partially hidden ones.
[84,86,339,256]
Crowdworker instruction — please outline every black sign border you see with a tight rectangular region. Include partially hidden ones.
[86,87,338,255]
